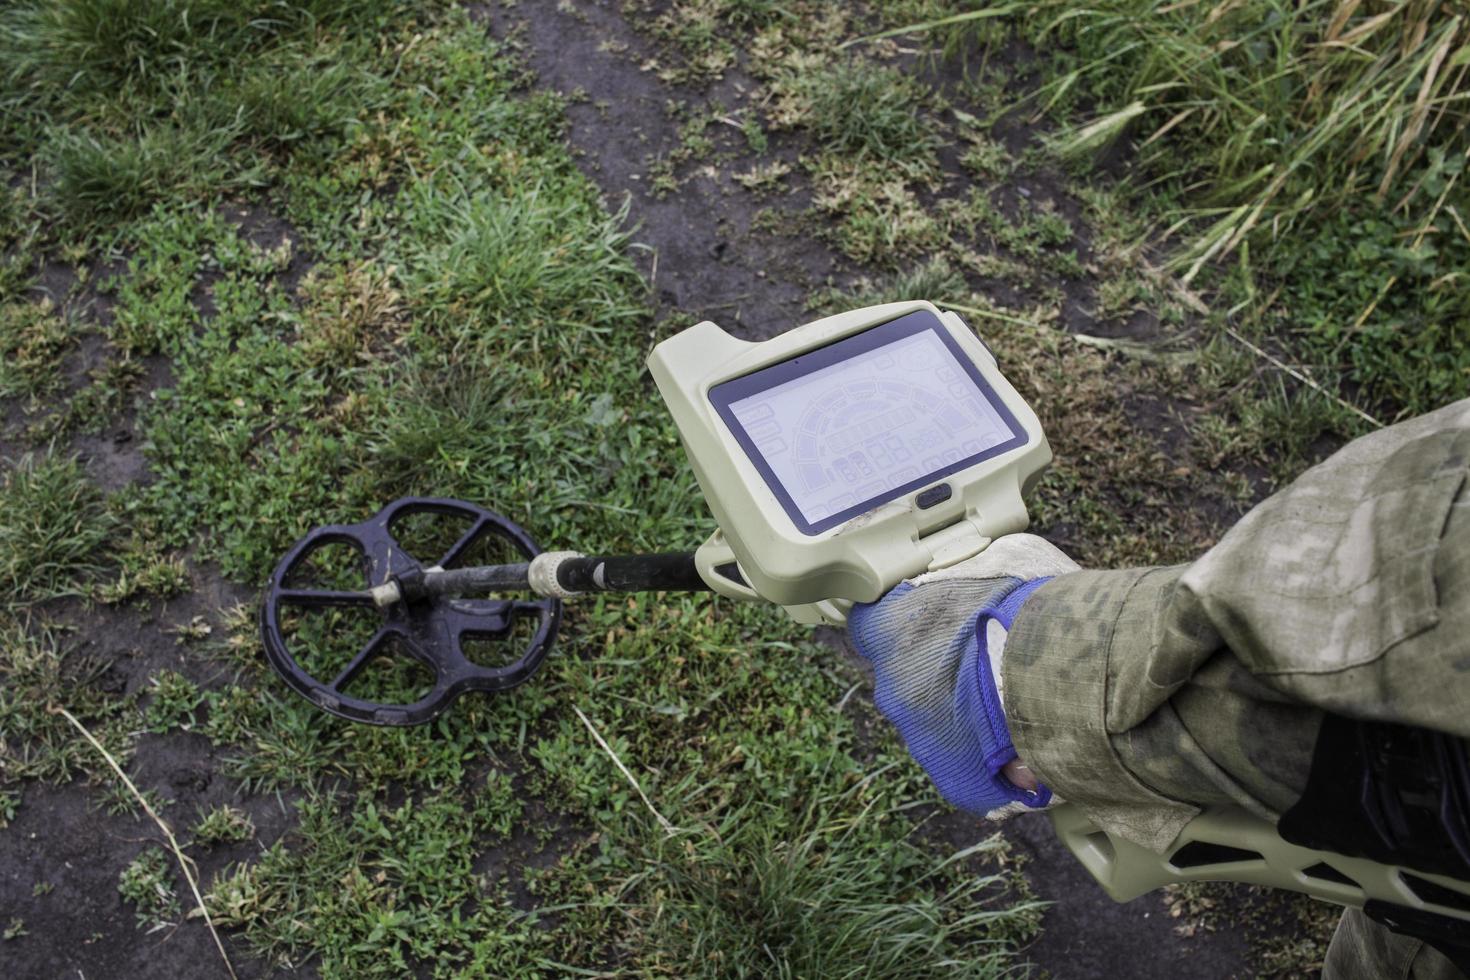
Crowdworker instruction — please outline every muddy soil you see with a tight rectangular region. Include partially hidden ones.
[1,596,273,979]
[478,1,839,341]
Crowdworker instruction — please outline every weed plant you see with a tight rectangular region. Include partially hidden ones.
[192,804,255,846]
[143,671,205,733]
[777,58,941,167]
[0,300,76,400]
[117,846,181,933]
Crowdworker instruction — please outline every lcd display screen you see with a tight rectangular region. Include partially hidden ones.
[709,310,1026,535]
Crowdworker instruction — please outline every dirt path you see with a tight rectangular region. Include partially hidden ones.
[483,2,1257,976]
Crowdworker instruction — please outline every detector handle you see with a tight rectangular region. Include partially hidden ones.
[1051,804,1470,969]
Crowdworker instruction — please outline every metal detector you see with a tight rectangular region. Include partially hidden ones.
[259,301,1470,966]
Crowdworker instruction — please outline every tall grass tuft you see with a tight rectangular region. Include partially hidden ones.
[399,181,646,366]
[0,0,405,99]
[45,123,256,224]
[887,0,1470,421]
[775,58,943,167]
[0,0,401,219]
[1034,0,1470,421]
[1047,1,1469,282]
[0,451,116,610]
[630,769,1040,979]
[908,1,1470,278]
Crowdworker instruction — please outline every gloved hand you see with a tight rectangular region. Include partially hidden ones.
[848,534,1080,820]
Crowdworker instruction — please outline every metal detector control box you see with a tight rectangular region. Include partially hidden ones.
[648,301,1052,624]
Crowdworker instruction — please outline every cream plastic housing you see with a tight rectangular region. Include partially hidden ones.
[649,301,1051,618]
[1050,804,1470,927]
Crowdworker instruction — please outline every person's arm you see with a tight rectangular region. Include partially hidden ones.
[1003,398,1470,851]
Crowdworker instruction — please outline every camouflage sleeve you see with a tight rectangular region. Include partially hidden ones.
[1001,398,1470,852]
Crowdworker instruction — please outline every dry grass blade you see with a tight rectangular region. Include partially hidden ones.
[1335,5,1402,47]
[1379,15,1462,195]
[938,299,1046,328]
[1325,0,1366,43]
[1222,326,1384,428]
[572,705,679,837]
[1049,101,1148,158]
[1140,106,1198,148]
[49,705,238,980]
[839,5,1029,48]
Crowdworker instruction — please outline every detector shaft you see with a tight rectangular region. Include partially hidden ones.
[369,551,709,608]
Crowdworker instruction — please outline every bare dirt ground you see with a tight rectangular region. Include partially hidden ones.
[0,591,275,976]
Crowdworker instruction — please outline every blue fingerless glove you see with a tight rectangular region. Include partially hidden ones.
[849,572,1054,819]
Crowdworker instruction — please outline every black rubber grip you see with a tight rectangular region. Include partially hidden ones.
[555,552,708,593]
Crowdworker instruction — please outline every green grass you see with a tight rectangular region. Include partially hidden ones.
[208,785,537,976]
[0,300,77,400]
[117,846,181,933]
[0,451,115,609]
[817,256,970,311]
[1032,2,1467,265]
[0,0,399,229]
[628,775,1039,978]
[143,671,205,734]
[0,186,39,296]
[0,620,137,798]
[125,208,357,578]
[192,804,255,847]
[44,121,259,227]
[775,58,941,167]
[96,532,191,604]
[398,180,646,367]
